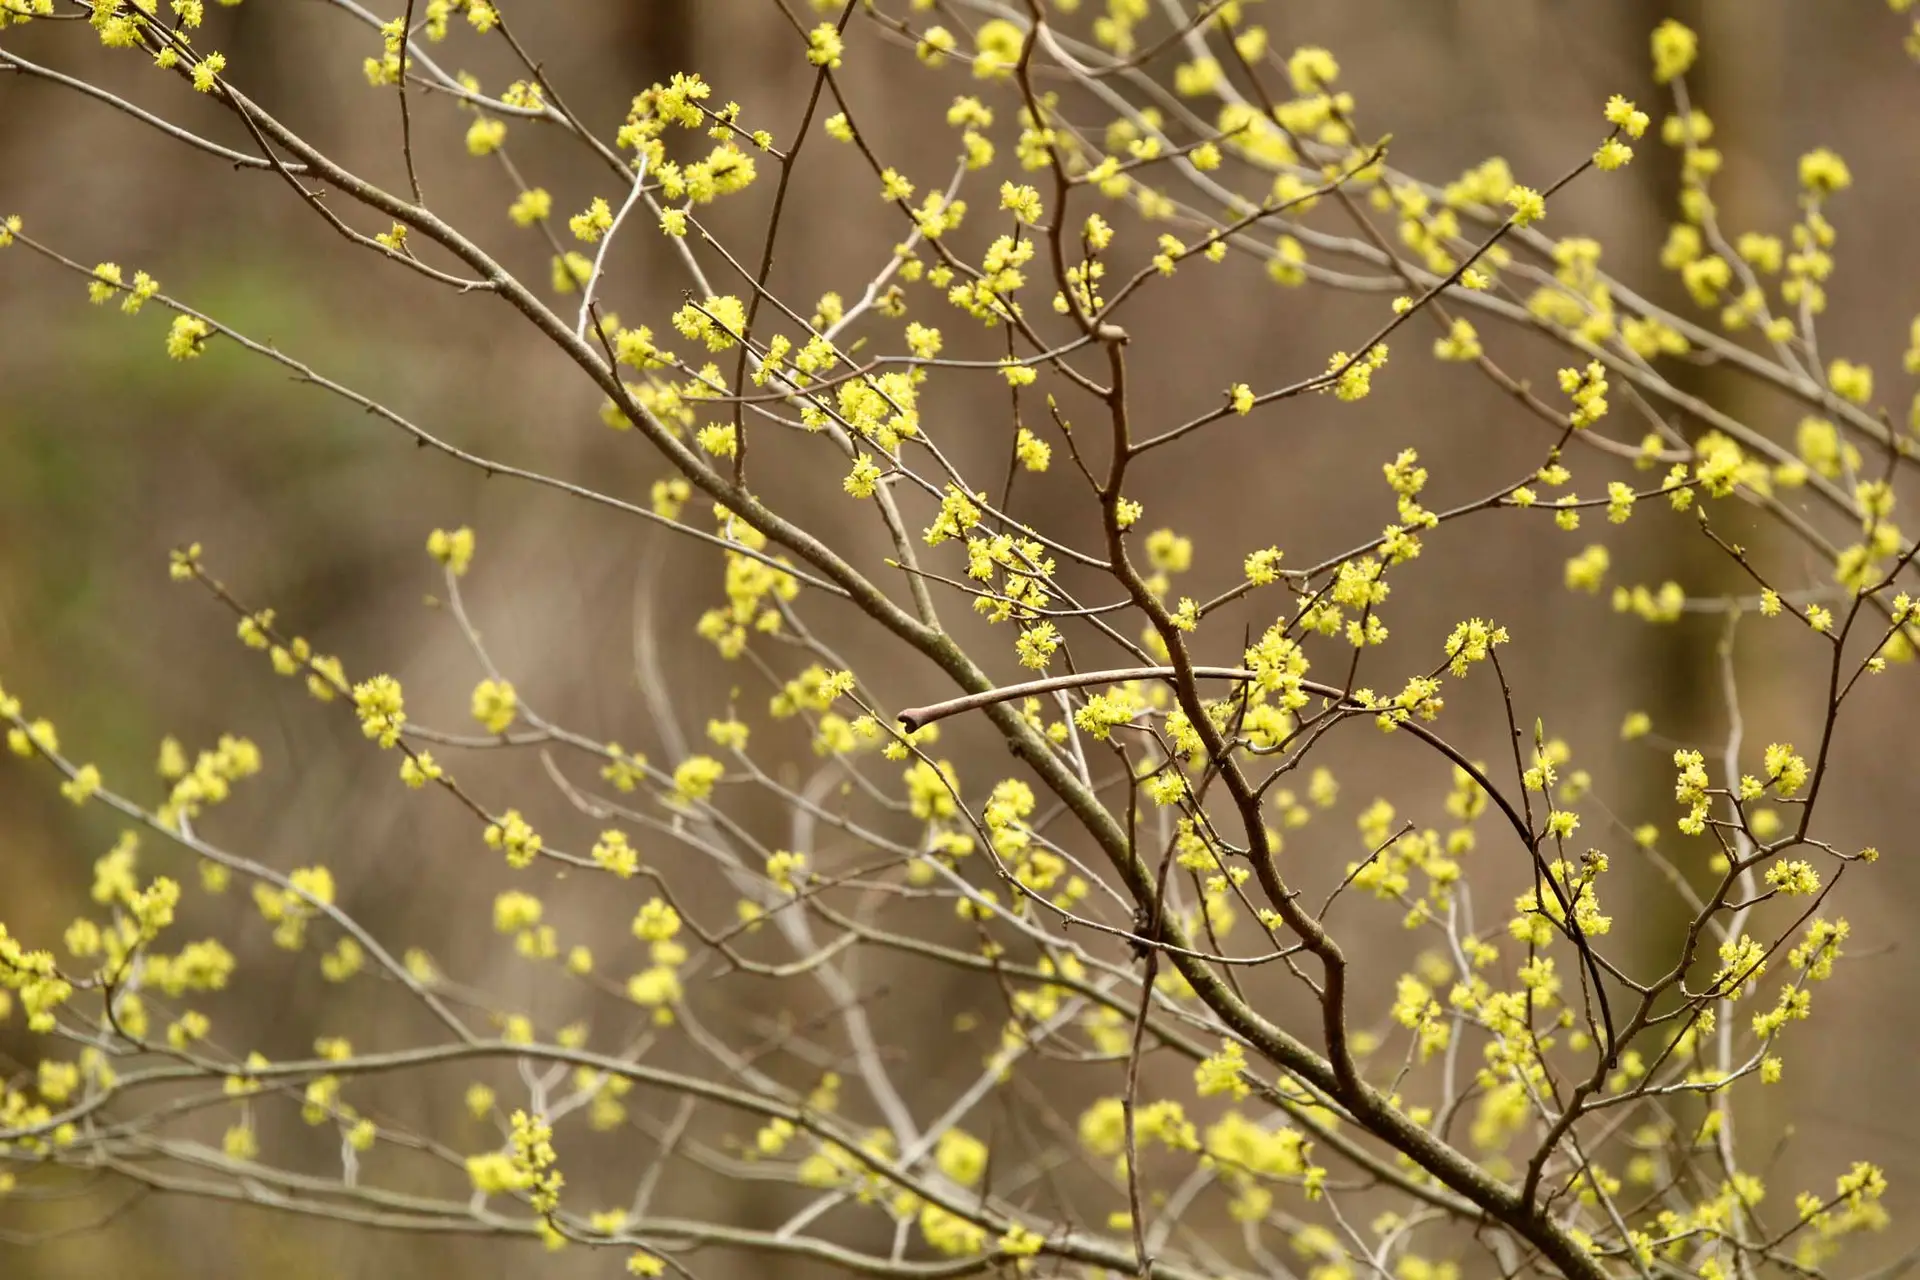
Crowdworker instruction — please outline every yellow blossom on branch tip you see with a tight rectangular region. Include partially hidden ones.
[1013,428,1050,470]
[569,197,613,243]
[1286,46,1339,94]
[351,675,406,748]
[916,25,957,65]
[673,755,724,802]
[1651,19,1697,83]
[1604,95,1650,138]
[470,679,517,734]
[191,53,226,93]
[550,252,591,293]
[973,19,1025,79]
[426,527,474,575]
[1799,147,1852,196]
[466,117,506,156]
[1505,186,1545,227]
[88,262,124,304]
[1244,547,1284,585]
[999,182,1042,224]
[399,753,443,788]
[844,455,883,498]
[1325,344,1388,401]
[1594,139,1634,171]
[166,316,212,360]
[61,764,102,805]
[1827,357,1872,404]
[806,23,843,68]
[672,295,748,351]
[1433,318,1482,362]
[483,811,541,867]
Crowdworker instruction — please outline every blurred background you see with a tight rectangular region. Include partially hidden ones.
[3,2,1918,1276]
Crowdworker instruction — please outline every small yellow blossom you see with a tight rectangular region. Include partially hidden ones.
[1506,186,1546,227]
[806,23,844,68]
[1651,19,1698,83]
[471,679,518,734]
